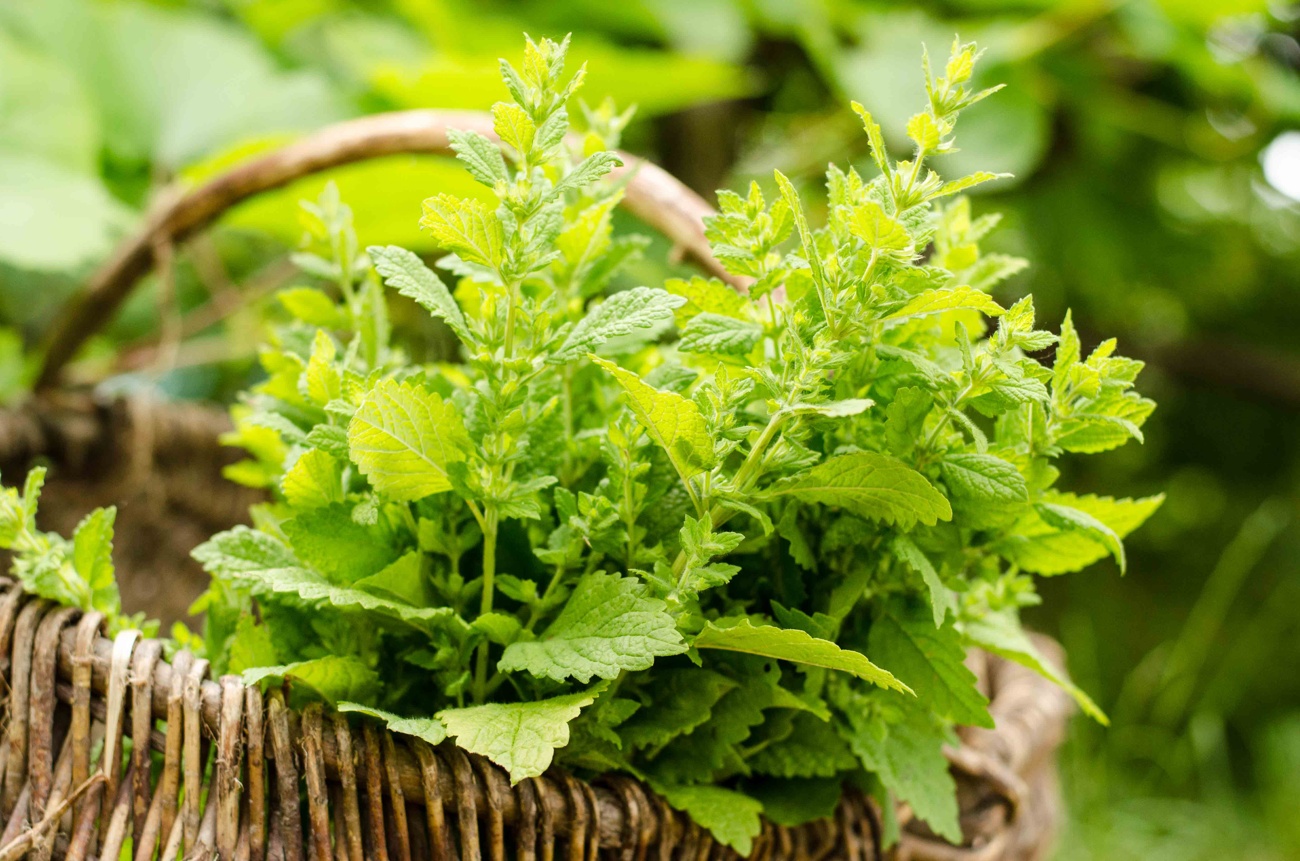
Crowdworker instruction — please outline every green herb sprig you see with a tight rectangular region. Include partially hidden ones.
[0,35,1161,854]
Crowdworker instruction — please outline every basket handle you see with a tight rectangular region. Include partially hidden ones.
[35,109,739,391]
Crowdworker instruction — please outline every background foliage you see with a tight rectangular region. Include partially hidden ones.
[1,0,1297,857]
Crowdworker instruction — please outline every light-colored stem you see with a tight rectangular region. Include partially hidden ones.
[473,506,500,703]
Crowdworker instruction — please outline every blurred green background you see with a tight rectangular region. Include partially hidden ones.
[1,0,1298,857]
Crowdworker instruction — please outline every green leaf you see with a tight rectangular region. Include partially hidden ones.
[498,572,686,683]
[660,785,763,856]
[996,493,1163,575]
[941,453,1026,504]
[768,452,951,529]
[369,245,471,342]
[748,777,843,828]
[349,379,470,501]
[677,313,763,356]
[301,330,341,405]
[447,128,509,188]
[243,657,379,705]
[665,276,748,323]
[551,287,684,364]
[882,286,1003,322]
[868,604,991,727]
[338,703,448,746]
[836,689,960,843]
[438,690,598,784]
[961,610,1107,724]
[892,535,953,627]
[940,452,1027,528]
[749,713,858,778]
[492,103,534,156]
[227,615,278,674]
[694,619,909,693]
[1035,502,1127,573]
[278,287,348,329]
[619,669,737,750]
[773,170,829,296]
[72,506,119,614]
[847,201,911,254]
[790,399,874,419]
[591,356,716,478]
[282,504,398,584]
[553,151,622,197]
[354,551,433,607]
[420,194,505,269]
[282,449,343,510]
[194,527,454,630]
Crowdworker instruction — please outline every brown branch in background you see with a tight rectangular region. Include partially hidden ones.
[35,110,737,390]
[101,258,297,380]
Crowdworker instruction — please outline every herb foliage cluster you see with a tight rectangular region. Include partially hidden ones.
[2,36,1161,853]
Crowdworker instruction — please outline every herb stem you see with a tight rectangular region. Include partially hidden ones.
[473,505,500,703]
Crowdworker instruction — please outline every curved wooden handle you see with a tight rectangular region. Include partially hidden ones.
[35,109,737,390]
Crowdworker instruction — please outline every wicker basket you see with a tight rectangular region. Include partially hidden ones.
[0,112,1075,860]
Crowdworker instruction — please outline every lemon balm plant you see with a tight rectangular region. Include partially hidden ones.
[2,36,1161,853]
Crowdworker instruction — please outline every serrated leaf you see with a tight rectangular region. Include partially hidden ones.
[882,286,1003,322]
[553,151,622,198]
[934,171,1005,199]
[660,785,763,855]
[768,452,951,529]
[194,527,454,630]
[694,619,908,693]
[354,551,432,607]
[619,669,737,749]
[438,690,597,783]
[243,657,379,705]
[302,330,341,404]
[338,702,448,746]
[72,506,118,614]
[836,689,960,842]
[447,128,509,188]
[282,503,398,583]
[420,194,504,269]
[907,111,942,151]
[551,287,684,364]
[591,356,715,478]
[847,201,911,254]
[790,399,874,418]
[749,713,857,778]
[1035,502,1127,573]
[492,103,534,156]
[349,379,470,501]
[995,493,1163,576]
[961,610,1107,724]
[227,615,278,674]
[892,535,953,627]
[665,276,748,323]
[369,245,470,341]
[498,572,685,683]
[940,452,1027,529]
[678,313,763,355]
[282,449,343,510]
[868,604,991,727]
[940,453,1026,505]
[748,777,843,827]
